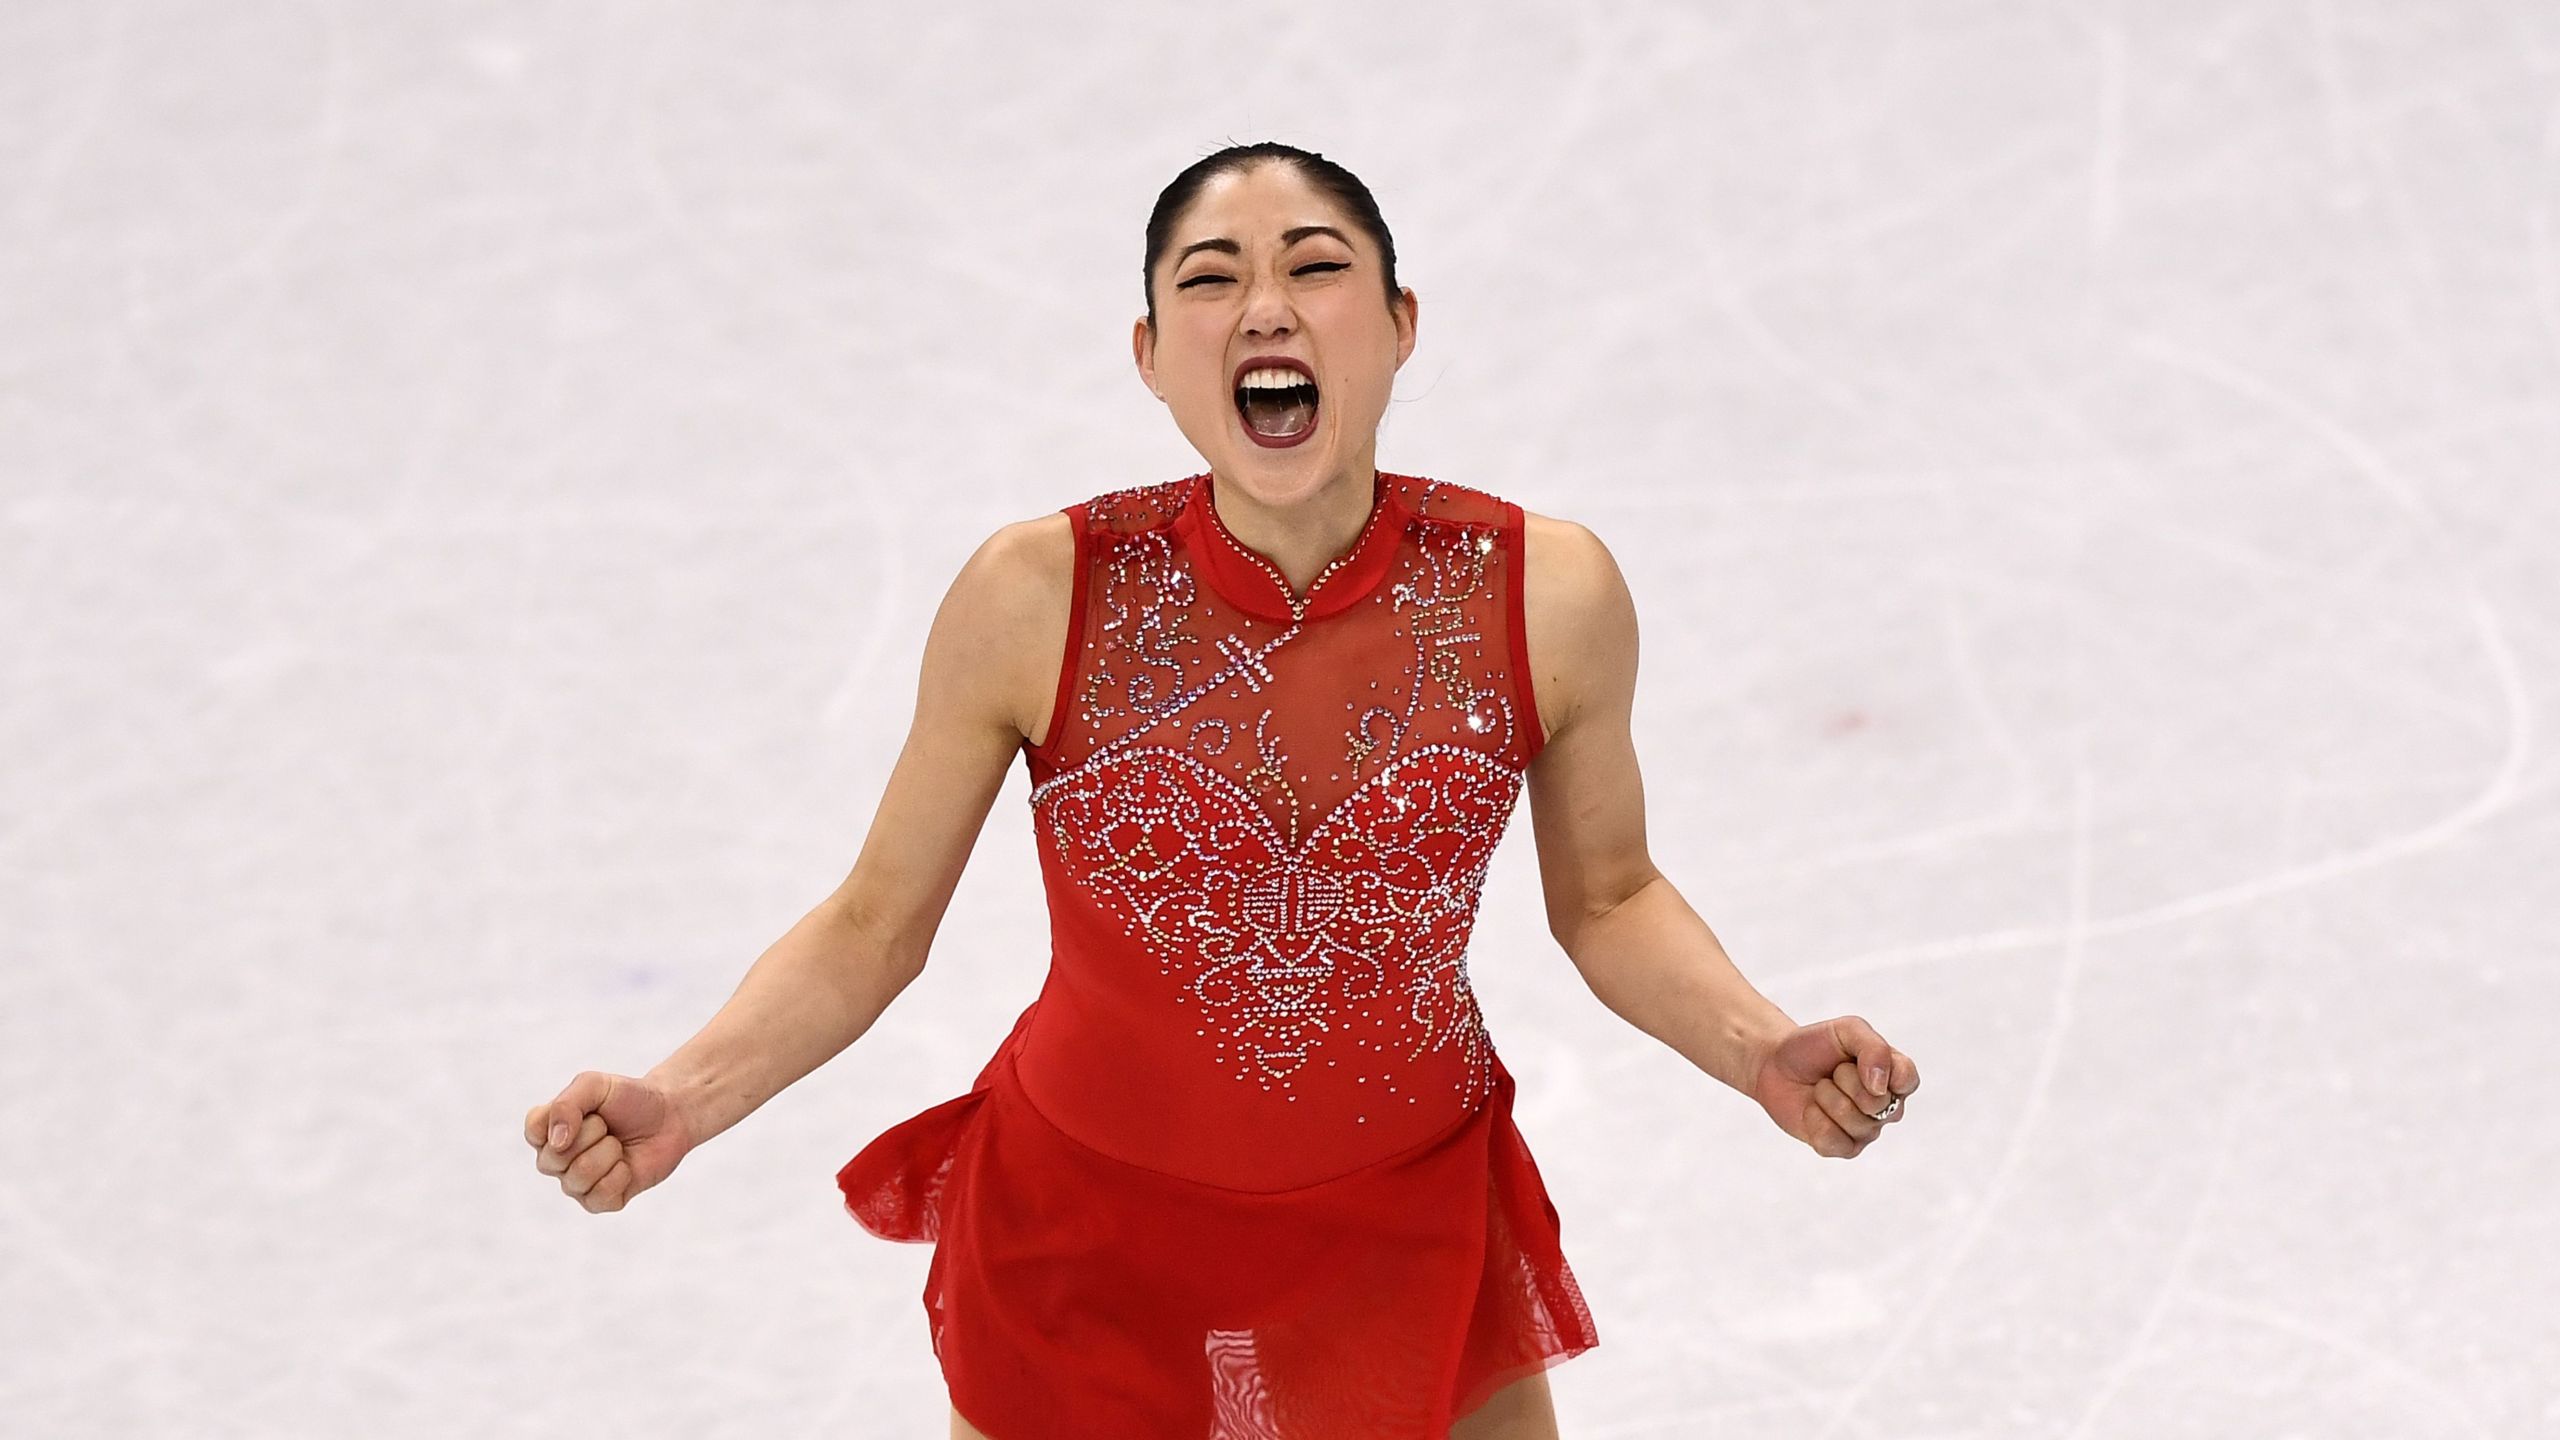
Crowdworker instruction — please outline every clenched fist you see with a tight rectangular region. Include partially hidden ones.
[1746,1015,1918,1160]
[523,1071,696,1213]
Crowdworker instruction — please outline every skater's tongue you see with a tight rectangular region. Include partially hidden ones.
[1237,381,1318,439]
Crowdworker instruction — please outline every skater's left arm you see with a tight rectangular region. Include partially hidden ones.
[1518,515,1786,1090]
[1519,514,1918,1155]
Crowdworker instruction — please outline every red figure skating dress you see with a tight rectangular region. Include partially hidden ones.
[837,469,1599,1438]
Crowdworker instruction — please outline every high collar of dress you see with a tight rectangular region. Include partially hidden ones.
[1173,469,1406,623]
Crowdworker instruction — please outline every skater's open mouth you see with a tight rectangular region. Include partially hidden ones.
[1232,355,1319,445]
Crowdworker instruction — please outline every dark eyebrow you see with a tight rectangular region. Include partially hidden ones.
[1172,225,1351,267]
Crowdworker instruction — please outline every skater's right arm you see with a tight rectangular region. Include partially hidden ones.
[648,513,1075,1141]
[525,514,1076,1211]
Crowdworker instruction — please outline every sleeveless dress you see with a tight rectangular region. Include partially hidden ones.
[837,468,1599,1438]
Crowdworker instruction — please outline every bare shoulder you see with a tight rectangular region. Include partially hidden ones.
[1519,509,1637,746]
[959,509,1077,749]
[818,509,1075,957]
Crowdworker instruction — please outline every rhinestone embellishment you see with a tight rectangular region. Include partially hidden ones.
[1029,473,1532,1118]
[1037,743,1515,1105]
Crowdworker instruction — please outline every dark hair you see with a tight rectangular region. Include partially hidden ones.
[1141,141,1401,330]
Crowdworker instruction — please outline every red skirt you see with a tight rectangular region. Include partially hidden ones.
[836,1022,1599,1438]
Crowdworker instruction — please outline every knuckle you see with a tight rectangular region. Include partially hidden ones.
[570,1144,620,1188]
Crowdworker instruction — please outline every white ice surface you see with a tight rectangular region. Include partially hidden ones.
[3,2,2556,1436]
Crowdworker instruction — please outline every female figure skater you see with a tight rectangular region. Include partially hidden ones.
[524,142,1919,1439]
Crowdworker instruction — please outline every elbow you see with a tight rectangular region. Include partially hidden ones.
[821,895,929,983]
[1546,907,1587,952]
[1548,866,1664,955]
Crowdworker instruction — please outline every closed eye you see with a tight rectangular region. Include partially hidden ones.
[1177,262,1351,290]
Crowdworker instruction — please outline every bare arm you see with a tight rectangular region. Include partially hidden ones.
[641,513,1073,1146]
[1522,513,1796,1093]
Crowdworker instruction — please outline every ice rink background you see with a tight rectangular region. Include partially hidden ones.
[5,2,2556,1435]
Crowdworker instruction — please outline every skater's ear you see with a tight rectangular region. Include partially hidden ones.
[1134,314,1163,399]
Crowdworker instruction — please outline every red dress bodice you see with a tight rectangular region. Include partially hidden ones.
[1012,467,1547,1191]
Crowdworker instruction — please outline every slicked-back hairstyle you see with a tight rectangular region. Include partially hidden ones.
[1142,141,1401,330]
